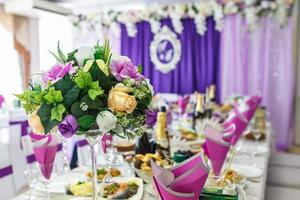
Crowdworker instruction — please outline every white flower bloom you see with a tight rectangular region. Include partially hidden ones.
[75,47,95,67]
[145,78,154,95]
[96,111,117,133]
[125,23,137,37]
[244,7,259,30]
[224,2,239,14]
[194,15,207,35]
[111,54,131,63]
[149,19,161,34]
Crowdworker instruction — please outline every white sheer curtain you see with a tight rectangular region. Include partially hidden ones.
[220,14,294,150]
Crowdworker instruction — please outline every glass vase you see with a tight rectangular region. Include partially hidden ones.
[82,129,103,200]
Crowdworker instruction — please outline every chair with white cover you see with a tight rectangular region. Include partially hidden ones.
[8,110,28,192]
[0,143,16,200]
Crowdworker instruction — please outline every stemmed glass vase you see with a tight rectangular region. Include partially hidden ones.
[80,129,104,200]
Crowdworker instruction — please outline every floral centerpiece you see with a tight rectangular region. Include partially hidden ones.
[16,40,153,199]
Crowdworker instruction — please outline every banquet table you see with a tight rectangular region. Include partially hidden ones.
[12,124,272,200]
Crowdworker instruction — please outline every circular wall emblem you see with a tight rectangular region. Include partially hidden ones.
[150,26,181,73]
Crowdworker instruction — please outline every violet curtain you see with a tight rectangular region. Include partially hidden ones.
[121,18,221,100]
[220,14,294,150]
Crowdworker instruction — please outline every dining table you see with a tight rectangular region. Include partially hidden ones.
[12,122,272,200]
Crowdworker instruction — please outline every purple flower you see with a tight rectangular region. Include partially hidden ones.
[110,56,144,82]
[42,62,74,84]
[145,109,157,127]
[58,115,78,138]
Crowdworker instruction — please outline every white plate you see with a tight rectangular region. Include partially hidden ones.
[230,164,263,180]
[99,177,143,200]
[239,146,269,156]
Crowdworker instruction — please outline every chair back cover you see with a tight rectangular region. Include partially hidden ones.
[0,143,16,199]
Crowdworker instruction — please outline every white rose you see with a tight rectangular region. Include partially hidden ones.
[111,54,131,63]
[145,79,154,95]
[96,111,117,133]
[75,47,95,67]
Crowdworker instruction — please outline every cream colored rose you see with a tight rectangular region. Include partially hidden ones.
[28,112,45,134]
[108,83,137,114]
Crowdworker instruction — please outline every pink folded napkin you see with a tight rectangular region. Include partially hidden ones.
[177,95,190,114]
[151,152,209,200]
[223,95,261,145]
[203,125,231,176]
[31,134,59,179]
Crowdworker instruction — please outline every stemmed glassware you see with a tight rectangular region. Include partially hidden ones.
[33,135,59,200]
[104,133,124,183]
[23,167,38,199]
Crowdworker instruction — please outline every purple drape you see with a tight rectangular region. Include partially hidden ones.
[121,18,221,100]
[220,14,294,150]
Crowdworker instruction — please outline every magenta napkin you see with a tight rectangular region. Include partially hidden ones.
[204,125,231,176]
[223,95,261,145]
[151,152,209,200]
[177,95,190,114]
[31,134,59,179]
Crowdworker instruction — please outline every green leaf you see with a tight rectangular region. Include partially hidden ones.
[74,70,93,88]
[83,60,94,72]
[67,49,78,66]
[103,38,112,63]
[71,102,86,118]
[49,50,63,63]
[89,64,117,91]
[53,74,74,95]
[88,81,104,100]
[138,65,143,74]
[57,41,67,63]
[80,95,103,110]
[63,85,81,108]
[37,104,59,133]
[44,87,63,104]
[78,115,96,130]
[50,103,66,121]
[96,59,109,76]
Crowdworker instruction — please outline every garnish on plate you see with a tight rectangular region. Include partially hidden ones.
[66,181,93,196]
[102,181,139,199]
[86,167,121,181]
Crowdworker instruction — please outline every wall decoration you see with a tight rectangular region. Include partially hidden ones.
[150,26,181,73]
[72,0,294,38]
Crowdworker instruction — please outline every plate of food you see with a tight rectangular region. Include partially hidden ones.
[86,167,121,182]
[133,152,173,183]
[100,177,143,200]
[230,164,263,180]
[66,181,93,196]
[65,177,143,200]
[224,169,247,188]
[178,127,198,141]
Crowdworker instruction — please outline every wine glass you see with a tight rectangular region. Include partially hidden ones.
[103,133,124,183]
[33,136,59,199]
[252,129,261,154]
[24,167,38,199]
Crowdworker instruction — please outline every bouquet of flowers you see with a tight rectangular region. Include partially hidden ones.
[16,40,154,139]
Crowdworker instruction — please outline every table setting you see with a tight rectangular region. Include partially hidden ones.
[11,41,271,200]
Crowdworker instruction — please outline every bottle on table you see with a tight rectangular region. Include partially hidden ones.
[135,132,155,155]
[192,92,205,129]
[155,106,170,156]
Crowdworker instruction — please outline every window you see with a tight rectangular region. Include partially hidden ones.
[0,24,22,103]
[39,14,73,71]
